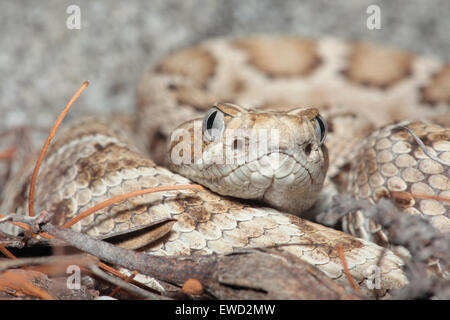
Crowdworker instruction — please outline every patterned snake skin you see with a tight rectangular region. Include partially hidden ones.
[1,35,449,297]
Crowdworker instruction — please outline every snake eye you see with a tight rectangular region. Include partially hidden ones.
[203,107,225,141]
[313,114,327,145]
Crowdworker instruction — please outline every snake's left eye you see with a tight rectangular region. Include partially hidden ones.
[313,114,327,145]
[203,107,225,141]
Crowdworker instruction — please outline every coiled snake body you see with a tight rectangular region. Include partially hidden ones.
[1,36,449,297]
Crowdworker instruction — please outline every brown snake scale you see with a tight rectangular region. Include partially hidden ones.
[1,35,449,297]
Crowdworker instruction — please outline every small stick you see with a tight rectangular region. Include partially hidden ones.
[109,270,138,297]
[0,213,54,239]
[0,237,24,249]
[0,254,98,272]
[391,191,450,203]
[96,262,160,293]
[89,264,168,300]
[28,81,89,217]
[0,270,55,300]
[96,262,164,293]
[62,184,203,228]
[399,125,450,166]
[336,244,359,291]
[0,245,16,260]
[0,216,12,224]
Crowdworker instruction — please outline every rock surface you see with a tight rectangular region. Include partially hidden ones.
[0,0,449,130]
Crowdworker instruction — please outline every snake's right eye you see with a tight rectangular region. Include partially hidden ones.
[313,114,327,145]
[203,107,225,141]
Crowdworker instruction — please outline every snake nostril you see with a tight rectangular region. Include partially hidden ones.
[233,137,249,152]
[305,143,312,156]
[233,138,242,151]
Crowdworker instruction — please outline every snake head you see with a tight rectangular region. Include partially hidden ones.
[167,103,329,216]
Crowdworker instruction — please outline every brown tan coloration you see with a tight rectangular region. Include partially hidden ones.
[233,37,322,77]
[169,85,217,111]
[344,121,450,244]
[1,116,406,295]
[342,43,413,89]
[155,45,216,88]
[421,65,450,105]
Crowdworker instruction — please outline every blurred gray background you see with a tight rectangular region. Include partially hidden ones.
[1,0,449,130]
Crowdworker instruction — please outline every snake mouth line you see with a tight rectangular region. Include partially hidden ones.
[201,151,305,178]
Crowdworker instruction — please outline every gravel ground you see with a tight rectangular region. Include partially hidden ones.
[0,0,449,131]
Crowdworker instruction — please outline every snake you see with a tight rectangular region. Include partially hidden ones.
[0,35,449,297]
